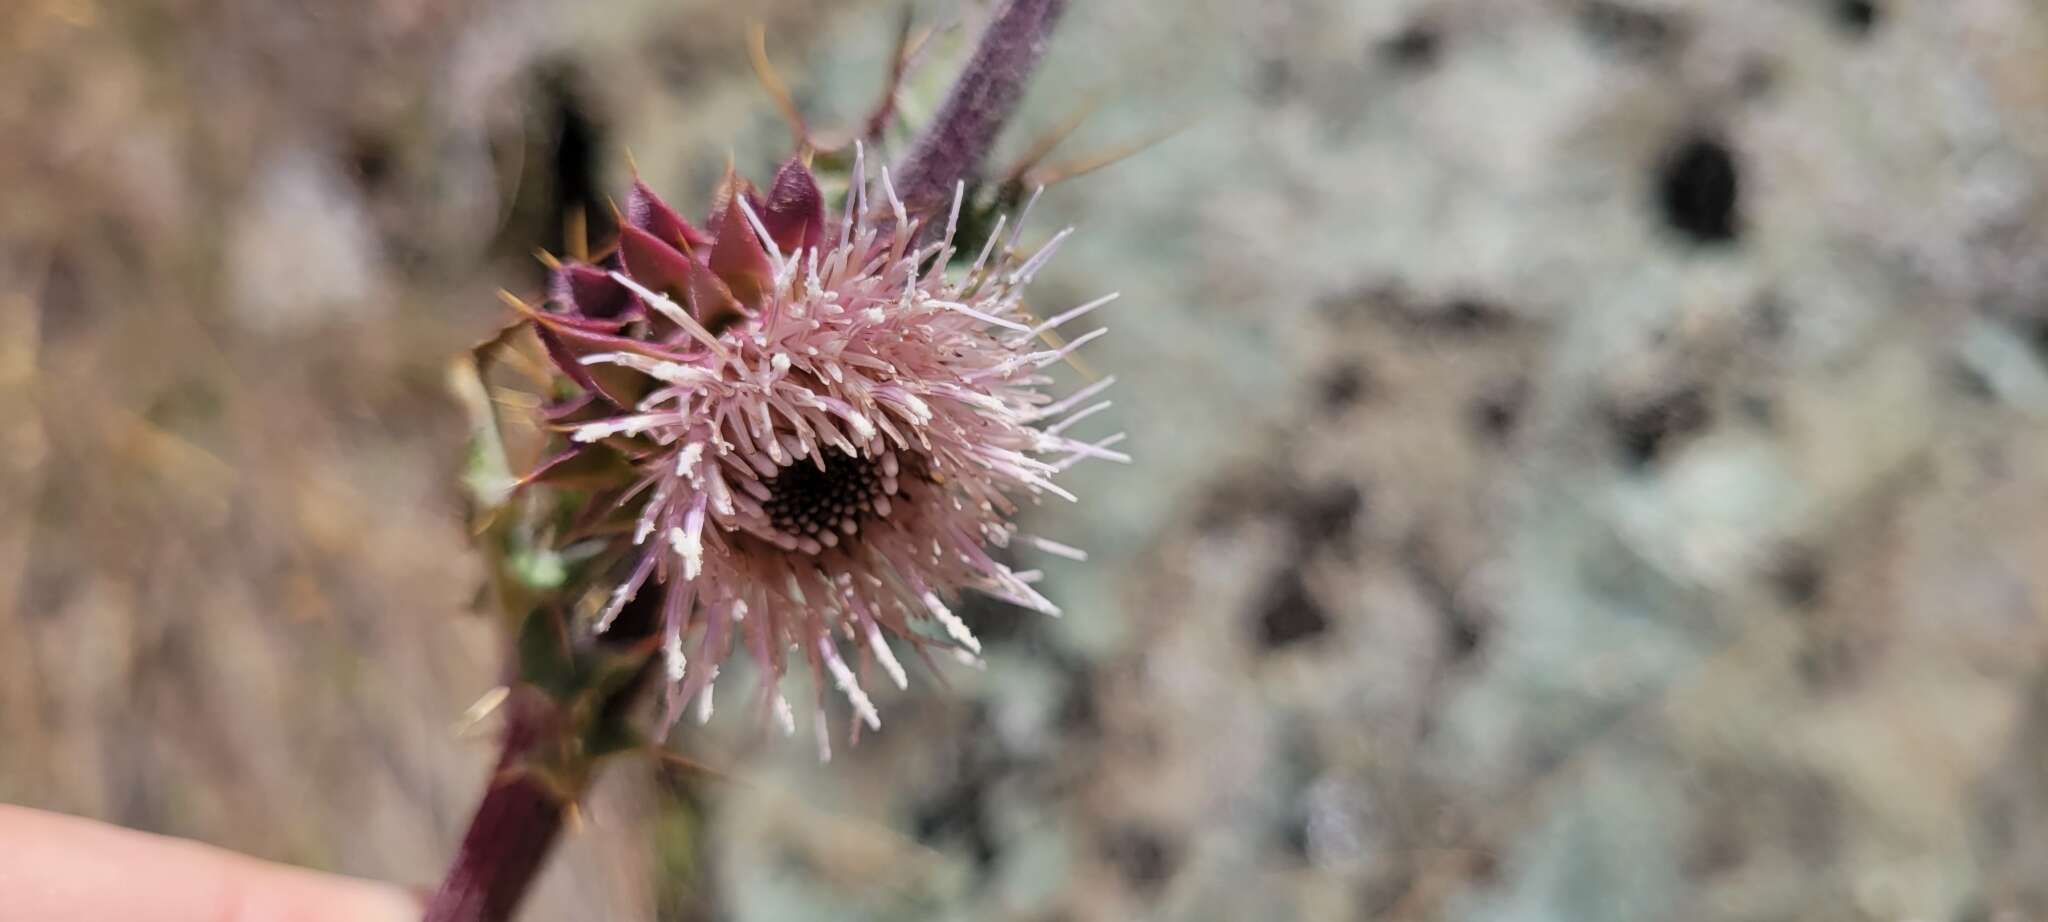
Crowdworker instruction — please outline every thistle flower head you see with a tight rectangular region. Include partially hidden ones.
[523,149,1121,756]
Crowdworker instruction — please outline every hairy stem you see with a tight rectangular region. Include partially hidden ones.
[892,0,1069,224]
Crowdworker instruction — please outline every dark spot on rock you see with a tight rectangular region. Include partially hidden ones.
[36,247,91,344]
[1749,295,1789,342]
[1402,537,1488,663]
[1053,662,1099,736]
[1657,134,1742,244]
[1738,56,1779,99]
[1278,817,1311,860]
[1446,611,1485,661]
[1193,475,1293,535]
[1293,482,1365,554]
[910,707,1007,874]
[1833,0,1880,37]
[1736,392,1777,427]
[2021,315,2048,368]
[1797,635,1860,691]
[1470,379,1527,443]
[1608,384,1711,467]
[1441,298,1516,334]
[1654,132,1736,244]
[1780,772,1845,862]
[1101,825,1180,892]
[911,783,999,872]
[1255,56,1296,102]
[1445,298,1511,331]
[347,130,393,191]
[1947,356,1998,402]
[1465,848,1501,885]
[1578,1,1680,59]
[1684,806,1745,877]
[1319,363,1371,412]
[1357,874,1412,917]
[1769,548,1826,609]
[19,553,78,621]
[1377,25,1442,71]
[1654,133,1736,242]
[1255,568,1330,650]
[1387,296,1519,336]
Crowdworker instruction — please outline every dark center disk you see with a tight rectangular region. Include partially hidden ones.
[761,449,885,540]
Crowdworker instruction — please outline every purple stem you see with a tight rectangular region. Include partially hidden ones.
[421,694,570,922]
[892,0,1070,224]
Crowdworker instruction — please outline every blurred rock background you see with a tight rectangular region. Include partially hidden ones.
[6,0,2048,920]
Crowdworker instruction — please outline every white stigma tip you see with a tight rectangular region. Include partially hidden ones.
[696,671,719,724]
[668,525,703,580]
[774,694,796,736]
[821,638,881,731]
[675,442,704,476]
[1026,536,1090,561]
[865,620,909,690]
[663,633,686,683]
[923,591,982,654]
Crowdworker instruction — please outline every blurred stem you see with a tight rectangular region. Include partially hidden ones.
[421,691,575,922]
[893,0,1069,227]
[423,596,658,922]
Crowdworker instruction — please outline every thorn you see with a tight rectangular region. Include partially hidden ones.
[1015,298,1102,382]
[454,685,513,738]
[860,6,918,143]
[1028,118,1191,187]
[748,23,808,147]
[496,289,535,313]
[1001,94,1101,183]
[652,749,739,785]
[566,205,589,263]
